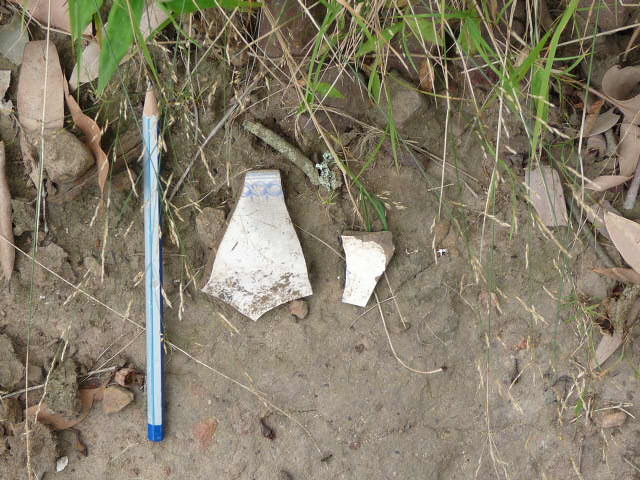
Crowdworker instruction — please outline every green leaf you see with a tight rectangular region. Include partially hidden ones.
[356,22,403,57]
[531,0,579,155]
[458,17,482,55]
[69,0,102,42]
[98,0,145,94]
[160,0,258,14]
[368,68,382,104]
[311,81,344,99]
[405,18,443,46]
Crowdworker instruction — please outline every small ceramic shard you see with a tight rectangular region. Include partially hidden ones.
[525,166,568,227]
[341,231,394,307]
[202,170,312,320]
[56,456,69,472]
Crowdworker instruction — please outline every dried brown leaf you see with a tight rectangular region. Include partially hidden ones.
[0,71,10,99]
[604,211,640,273]
[586,134,606,157]
[69,41,100,91]
[0,15,28,65]
[591,328,623,368]
[618,123,640,176]
[0,142,14,281]
[9,0,90,35]
[584,175,631,192]
[525,166,568,226]
[593,267,640,284]
[582,99,604,136]
[63,81,109,196]
[602,65,640,120]
[114,367,144,387]
[26,386,104,430]
[17,41,64,134]
[584,108,620,138]
[418,59,434,91]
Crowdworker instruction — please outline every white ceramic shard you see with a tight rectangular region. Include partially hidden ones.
[202,170,312,320]
[341,231,394,307]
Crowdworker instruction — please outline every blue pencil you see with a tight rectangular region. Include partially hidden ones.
[143,88,164,442]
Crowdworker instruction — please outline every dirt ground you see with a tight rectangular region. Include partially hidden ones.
[2,3,640,480]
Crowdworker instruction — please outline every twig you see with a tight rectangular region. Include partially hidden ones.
[623,157,640,210]
[168,74,264,202]
[242,120,320,186]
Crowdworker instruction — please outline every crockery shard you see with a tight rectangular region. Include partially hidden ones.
[341,231,394,307]
[202,170,312,320]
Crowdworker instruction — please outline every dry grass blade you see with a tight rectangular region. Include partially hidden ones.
[593,267,640,285]
[0,141,14,281]
[17,41,64,133]
[62,81,109,197]
[605,211,640,273]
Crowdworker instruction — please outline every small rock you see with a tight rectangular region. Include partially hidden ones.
[19,242,68,287]
[432,220,450,246]
[4,422,57,478]
[596,410,627,429]
[195,207,226,247]
[46,357,80,417]
[354,344,365,354]
[27,364,44,385]
[288,299,308,320]
[258,0,323,58]
[102,385,134,414]
[28,129,94,185]
[0,398,23,423]
[278,470,293,480]
[11,199,36,236]
[0,334,24,390]
[379,72,427,127]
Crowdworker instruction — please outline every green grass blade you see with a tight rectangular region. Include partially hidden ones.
[160,0,259,14]
[531,0,579,156]
[69,0,102,42]
[310,81,344,99]
[98,0,144,94]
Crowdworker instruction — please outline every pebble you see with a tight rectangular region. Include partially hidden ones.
[102,386,134,414]
[0,397,22,423]
[288,299,308,320]
[278,470,293,480]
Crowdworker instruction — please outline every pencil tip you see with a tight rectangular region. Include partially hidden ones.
[144,88,159,116]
